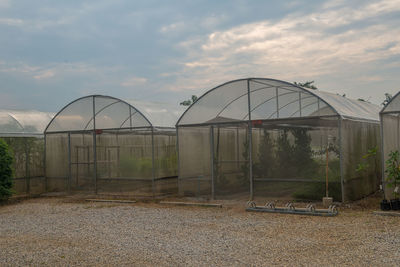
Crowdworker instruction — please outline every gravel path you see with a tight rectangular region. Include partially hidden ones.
[0,197,399,266]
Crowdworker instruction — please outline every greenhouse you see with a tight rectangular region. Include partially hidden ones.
[380,91,400,199]
[177,78,381,202]
[45,95,184,197]
[0,109,54,195]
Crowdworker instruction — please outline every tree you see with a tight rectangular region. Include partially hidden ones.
[382,93,392,106]
[180,95,198,106]
[0,138,13,200]
[293,81,317,90]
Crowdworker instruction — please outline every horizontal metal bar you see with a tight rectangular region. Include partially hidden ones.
[254,178,340,183]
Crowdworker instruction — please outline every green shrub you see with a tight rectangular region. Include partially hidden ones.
[0,138,14,200]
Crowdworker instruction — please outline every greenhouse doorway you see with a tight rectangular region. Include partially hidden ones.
[70,133,95,192]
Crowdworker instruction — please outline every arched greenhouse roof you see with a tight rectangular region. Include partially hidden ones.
[177,78,380,126]
[380,91,400,114]
[45,95,185,133]
[0,109,54,136]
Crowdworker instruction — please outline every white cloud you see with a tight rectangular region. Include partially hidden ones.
[160,22,186,34]
[168,0,400,93]
[0,18,24,26]
[33,70,55,80]
[121,76,147,87]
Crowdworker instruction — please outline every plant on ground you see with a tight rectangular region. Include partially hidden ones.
[385,150,400,198]
[0,138,14,200]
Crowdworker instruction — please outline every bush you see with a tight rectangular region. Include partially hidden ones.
[0,138,14,200]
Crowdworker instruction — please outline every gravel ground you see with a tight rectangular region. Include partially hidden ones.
[0,197,399,266]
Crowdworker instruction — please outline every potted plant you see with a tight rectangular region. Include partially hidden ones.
[385,150,400,210]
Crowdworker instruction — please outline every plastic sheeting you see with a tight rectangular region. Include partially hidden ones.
[177,78,379,126]
[0,109,54,136]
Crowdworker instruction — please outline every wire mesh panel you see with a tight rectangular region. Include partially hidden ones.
[153,129,178,195]
[252,118,341,201]
[95,129,154,196]
[45,133,69,192]
[381,113,400,199]
[69,132,95,191]
[341,119,381,201]
[212,124,249,198]
[178,126,212,197]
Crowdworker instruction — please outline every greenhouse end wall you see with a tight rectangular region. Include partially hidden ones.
[45,129,178,196]
[177,117,343,201]
[341,119,381,201]
[381,113,400,199]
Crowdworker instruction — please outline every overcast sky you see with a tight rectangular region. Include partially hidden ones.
[0,0,399,112]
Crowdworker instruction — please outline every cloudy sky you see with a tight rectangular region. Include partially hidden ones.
[0,0,399,112]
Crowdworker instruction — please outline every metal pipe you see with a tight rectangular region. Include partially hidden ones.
[338,118,345,202]
[151,127,156,197]
[176,127,181,195]
[44,134,47,192]
[380,113,386,199]
[68,132,71,193]
[248,79,254,200]
[210,125,215,199]
[25,138,30,195]
[92,96,97,194]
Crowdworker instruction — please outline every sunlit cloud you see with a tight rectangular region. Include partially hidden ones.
[33,70,55,80]
[168,0,400,95]
[121,76,147,87]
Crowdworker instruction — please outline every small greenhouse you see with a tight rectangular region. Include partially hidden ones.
[0,109,54,195]
[176,78,381,202]
[380,92,400,199]
[45,95,184,196]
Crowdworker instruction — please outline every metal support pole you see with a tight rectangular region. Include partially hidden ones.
[248,79,254,200]
[68,132,71,193]
[338,118,345,203]
[151,127,156,197]
[380,113,386,199]
[210,125,215,199]
[44,135,47,192]
[326,143,329,198]
[25,138,30,195]
[176,127,181,195]
[92,96,97,194]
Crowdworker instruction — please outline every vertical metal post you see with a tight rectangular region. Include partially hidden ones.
[247,79,254,200]
[338,117,345,203]
[67,132,71,193]
[151,127,156,197]
[210,125,215,199]
[129,106,133,129]
[380,113,386,199]
[326,143,329,198]
[92,96,97,194]
[176,127,181,195]
[236,127,239,169]
[25,138,30,195]
[76,147,79,188]
[44,135,47,192]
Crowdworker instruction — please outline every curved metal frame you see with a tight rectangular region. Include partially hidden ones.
[45,94,153,133]
[176,78,343,126]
